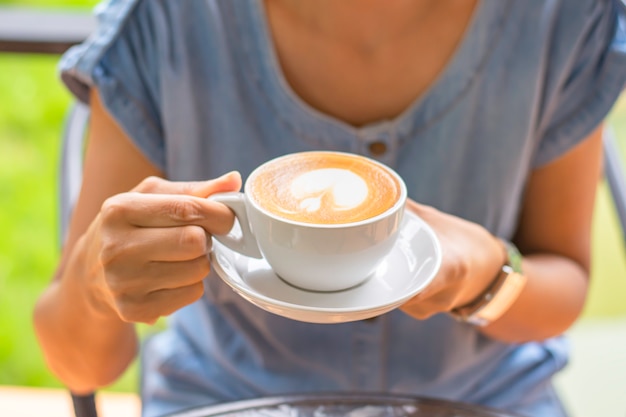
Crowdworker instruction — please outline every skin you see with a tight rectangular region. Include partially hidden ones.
[34,0,602,394]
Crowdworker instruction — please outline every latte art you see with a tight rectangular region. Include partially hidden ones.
[290,168,368,213]
[248,152,401,224]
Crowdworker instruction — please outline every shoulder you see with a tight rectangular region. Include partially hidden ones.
[86,0,231,57]
[60,0,233,97]
[533,0,623,52]
[522,0,626,165]
[501,0,622,49]
[102,0,229,48]
[100,0,225,25]
[548,0,622,44]
[506,0,623,46]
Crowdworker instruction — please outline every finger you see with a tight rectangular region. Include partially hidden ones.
[116,282,205,324]
[101,193,236,235]
[148,281,205,317]
[400,299,441,320]
[103,254,209,300]
[143,255,211,292]
[401,287,459,319]
[113,225,212,262]
[406,199,447,223]
[133,172,242,197]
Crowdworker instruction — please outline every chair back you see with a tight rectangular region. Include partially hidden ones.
[59,102,97,417]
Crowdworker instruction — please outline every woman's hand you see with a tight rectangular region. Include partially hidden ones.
[401,127,601,340]
[400,199,506,320]
[76,172,241,324]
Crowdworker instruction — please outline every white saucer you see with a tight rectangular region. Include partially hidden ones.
[210,211,442,323]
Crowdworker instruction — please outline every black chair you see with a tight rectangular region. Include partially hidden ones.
[59,102,97,417]
[603,126,626,242]
[71,392,98,417]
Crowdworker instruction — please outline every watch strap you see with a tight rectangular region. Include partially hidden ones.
[450,240,526,326]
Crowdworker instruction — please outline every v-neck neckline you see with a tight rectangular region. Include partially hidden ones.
[232,0,512,145]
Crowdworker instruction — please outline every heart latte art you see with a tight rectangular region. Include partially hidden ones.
[248,152,401,224]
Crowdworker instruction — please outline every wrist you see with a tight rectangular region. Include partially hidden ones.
[455,234,508,308]
[61,236,121,323]
[450,239,527,327]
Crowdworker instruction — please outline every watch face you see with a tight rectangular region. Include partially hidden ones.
[504,241,523,273]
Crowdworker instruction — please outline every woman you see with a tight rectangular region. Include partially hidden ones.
[34,0,626,416]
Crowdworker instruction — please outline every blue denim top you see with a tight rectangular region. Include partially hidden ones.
[60,1,626,416]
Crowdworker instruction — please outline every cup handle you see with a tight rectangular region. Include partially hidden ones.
[208,192,263,259]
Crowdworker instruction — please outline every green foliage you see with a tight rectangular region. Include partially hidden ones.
[0,0,94,7]
[0,0,137,392]
[0,54,71,389]
[586,99,626,317]
[0,52,141,390]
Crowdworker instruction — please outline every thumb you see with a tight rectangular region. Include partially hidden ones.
[191,171,242,198]
[133,171,242,197]
[406,198,441,223]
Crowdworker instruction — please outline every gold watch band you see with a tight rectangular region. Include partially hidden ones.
[449,240,527,327]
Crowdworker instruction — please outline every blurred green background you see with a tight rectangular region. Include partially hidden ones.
[0,0,138,393]
[0,0,625,398]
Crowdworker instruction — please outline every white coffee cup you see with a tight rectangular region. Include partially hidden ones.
[210,151,407,292]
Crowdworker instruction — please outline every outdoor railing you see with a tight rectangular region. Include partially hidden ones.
[0,6,94,54]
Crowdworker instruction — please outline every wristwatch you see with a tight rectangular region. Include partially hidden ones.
[450,240,527,327]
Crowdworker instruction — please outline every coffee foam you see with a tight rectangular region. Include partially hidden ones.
[249,152,401,224]
[290,168,368,212]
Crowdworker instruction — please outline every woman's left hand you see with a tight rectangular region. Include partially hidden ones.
[400,199,506,320]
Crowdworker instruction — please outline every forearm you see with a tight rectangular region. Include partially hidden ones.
[33,239,137,394]
[480,252,589,343]
[480,127,603,343]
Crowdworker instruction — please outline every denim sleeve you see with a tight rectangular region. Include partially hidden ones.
[59,0,165,170]
[533,0,626,167]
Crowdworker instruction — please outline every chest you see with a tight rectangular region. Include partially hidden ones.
[265,1,479,127]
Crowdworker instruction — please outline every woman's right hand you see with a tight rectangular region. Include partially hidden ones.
[77,172,241,324]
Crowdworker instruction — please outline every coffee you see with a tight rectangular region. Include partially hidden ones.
[248,152,401,224]
[211,151,407,291]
